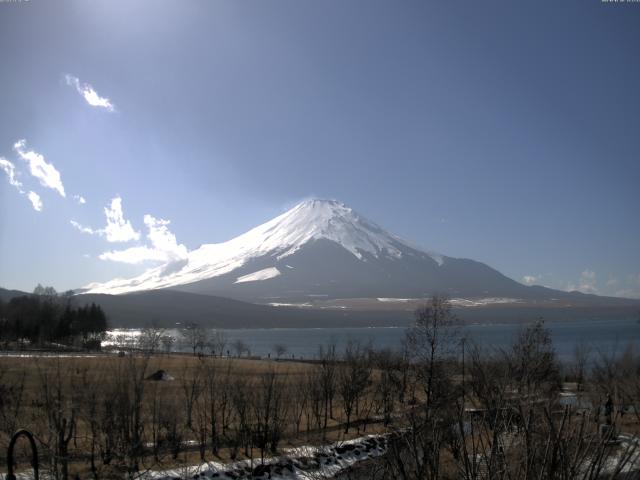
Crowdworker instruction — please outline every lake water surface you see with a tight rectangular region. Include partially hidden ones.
[108,317,640,363]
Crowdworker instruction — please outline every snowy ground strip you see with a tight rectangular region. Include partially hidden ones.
[0,352,103,358]
[601,433,640,475]
[449,297,521,307]
[138,434,388,480]
[376,297,522,307]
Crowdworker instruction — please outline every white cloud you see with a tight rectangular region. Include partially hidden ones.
[0,157,23,189]
[1,157,45,211]
[13,139,66,197]
[628,273,640,285]
[144,214,189,261]
[74,194,86,204]
[71,196,140,242]
[102,197,140,242]
[70,220,97,235]
[99,245,166,264]
[99,214,188,265]
[27,191,43,212]
[615,289,640,299]
[65,75,115,112]
[615,274,640,299]
[522,275,540,286]
[567,269,598,294]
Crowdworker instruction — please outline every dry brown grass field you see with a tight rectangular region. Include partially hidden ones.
[3,316,640,479]
[0,352,398,479]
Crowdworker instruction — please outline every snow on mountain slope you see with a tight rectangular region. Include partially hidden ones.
[235,267,281,284]
[83,199,445,295]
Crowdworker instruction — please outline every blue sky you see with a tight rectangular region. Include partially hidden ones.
[0,0,639,297]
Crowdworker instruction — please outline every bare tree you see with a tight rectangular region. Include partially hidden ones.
[306,368,324,433]
[0,362,25,441]
[318,342,337,435]
[230,376,252,459]
[160,334,175,354]
[290,373,309,436]
[406,294,459,410]
[210,330,227,357]
[181,322,209,356]
[373,349,404,426]
[232,338,249,358]
[181,359,204,430]
[159,394,183,460]
[147,379,163,463]
[252,369,287,462]
[111,332,137,351]
[36,359,77,480]
[218,361,235,438]
[508,319,560,401]
[337,340,371,433]
[78,368,103,479]
[192,372,209,461]
[138,323,165,354]
[572,339,592,393]
[202,358,221,455]
[273,343,287,360]
[107,355,149,476]
[376,295,461,480]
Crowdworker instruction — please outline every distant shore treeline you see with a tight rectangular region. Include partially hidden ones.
[0,284,108,349]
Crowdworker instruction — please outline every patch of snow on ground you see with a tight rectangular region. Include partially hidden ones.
[0,352,102,358]
[235,267,281,284]
[449,297,522,307]
[268,302,313,308]
[600,433,640,475]
[139,434,388,480]
[376,297,522,306]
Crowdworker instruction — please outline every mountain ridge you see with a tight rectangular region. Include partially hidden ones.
[79,199,637,305]
[82,199,447,296]
[1,287,637,329]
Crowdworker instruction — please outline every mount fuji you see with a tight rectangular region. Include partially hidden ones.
[81,199,606,307]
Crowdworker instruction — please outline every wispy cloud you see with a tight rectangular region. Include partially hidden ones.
[27,191,43,212]
[99,245,165,264]
[64,74,115,112]
[522,275,540,286]
[99,214,188,265]
[0,157,22,189]
[614,274,640,299]
[1,157,44,212]
[70,220,96,235]
[13,139,66,197]
[71,196,140,242]
[74,194,86,205]
[102,197,140,242]
[567,269,598,294]
[564,272,640,299]
[144,215,188,262]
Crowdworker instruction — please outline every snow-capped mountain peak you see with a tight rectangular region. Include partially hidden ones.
[242,198,404,260]
[82,199,442,295]
[79,199,616,306]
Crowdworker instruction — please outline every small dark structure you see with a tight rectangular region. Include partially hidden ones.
[6,429,39,480]
[146,369,174,381]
